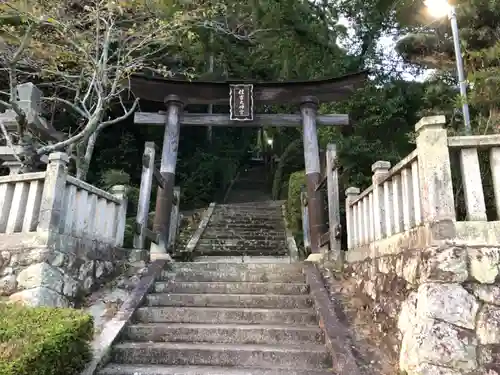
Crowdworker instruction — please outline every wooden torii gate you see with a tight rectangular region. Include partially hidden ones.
[129,71,369,259]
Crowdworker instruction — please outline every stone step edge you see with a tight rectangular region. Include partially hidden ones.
[112,341,327,352]
[124,322,321,330]
[97,364,334,375]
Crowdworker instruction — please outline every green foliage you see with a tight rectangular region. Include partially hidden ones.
[0,303,93,375]
[286,170,306,233]
[272,138,304,200]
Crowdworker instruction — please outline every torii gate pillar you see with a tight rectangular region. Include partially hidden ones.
[150,95,183,260]
[301,96,326,254]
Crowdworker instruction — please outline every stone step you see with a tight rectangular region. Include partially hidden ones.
[98,364,334,375]
[145,293,313,309]
[111,342,331,369]
[134,307,317,325]
[201,231,286,240]
[160,269,304,283]
[209,214,284,221]
[197,239,286,248]
[121,323,324,345]
[154,281,309,295]
[169,262,302,272]
[218,201,283,208]
[191,256,292,263]
[193,248,289,257]
[195,244,288,254]
[206,223,285,230]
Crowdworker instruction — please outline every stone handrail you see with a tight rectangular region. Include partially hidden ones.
[0,152,128,248]
[0,172,46,234]
[62,176,126,247]
[346,149,421,250]
[345,115,473,262]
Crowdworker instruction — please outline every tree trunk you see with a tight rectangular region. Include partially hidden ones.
[76,130,98,181]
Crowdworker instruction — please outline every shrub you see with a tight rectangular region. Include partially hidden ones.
[0,303,94,375]
[286,170,306,233]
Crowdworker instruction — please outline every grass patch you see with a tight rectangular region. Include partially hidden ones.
[0,303,94,375]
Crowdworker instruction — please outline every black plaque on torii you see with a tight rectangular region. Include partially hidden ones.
[229,84,254,121]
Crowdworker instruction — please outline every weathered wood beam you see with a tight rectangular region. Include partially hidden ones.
[134,142,156,249]
[326,143,342,258]
[152,166,166,189]
[134,113,349,127]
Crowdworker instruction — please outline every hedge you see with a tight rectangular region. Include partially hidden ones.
[0,303,94,375]
[286,170,306,233]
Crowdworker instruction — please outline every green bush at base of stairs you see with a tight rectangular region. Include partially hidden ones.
[0,303,93,375]
[286,170,306,233]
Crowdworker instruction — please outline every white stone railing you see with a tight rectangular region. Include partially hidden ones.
[0,152,128,250]
[346,150,421,249]
[0,172,46,234]
[61,176,126,247]
[344,115,500,262]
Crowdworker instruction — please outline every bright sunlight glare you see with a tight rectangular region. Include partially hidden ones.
[424,0,452,18]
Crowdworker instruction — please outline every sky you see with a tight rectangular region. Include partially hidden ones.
[337,15,433,81]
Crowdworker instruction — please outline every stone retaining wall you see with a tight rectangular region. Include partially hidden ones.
[0,244,128,307]
[332,243,500,375]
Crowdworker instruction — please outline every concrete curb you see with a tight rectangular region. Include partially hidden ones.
[303,262,362,375]
[281,202,300,262]
[80,259,167,375]
[181,202,216,255]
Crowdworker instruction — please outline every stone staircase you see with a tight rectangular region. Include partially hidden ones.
[193,200,289,258]
[97,261,334,375]
[95,163,334,375]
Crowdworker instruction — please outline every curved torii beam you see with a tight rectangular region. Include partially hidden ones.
[126,70,370,258]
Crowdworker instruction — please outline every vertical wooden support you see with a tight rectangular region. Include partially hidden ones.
[167,186,181,249]
[300,187,311,251]
[326,144,341,259]
[371,161,391,240]
[345,187,360,250]
[151,95,183,260]
[110,185,128,247]
[300,96,325,253]
[37,152,69,234]
[134,142,155,249]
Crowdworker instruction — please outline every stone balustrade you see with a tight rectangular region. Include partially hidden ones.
[345,115,500,262]
[0,152,129,307]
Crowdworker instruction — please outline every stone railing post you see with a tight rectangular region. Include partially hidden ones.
[372,161,391,240]
[167,186,181,250]
[300,186,311,251]
[37,152,69,234]
[345,187,360,250]
[415,115,456,239]
[110,185,128,247]
[134,141,155,249]
[326,144,341,260]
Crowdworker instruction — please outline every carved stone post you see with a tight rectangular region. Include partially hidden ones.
[300,96,326,253]
[37,152,69,234]
[151,95,183,260]
[415,115,456,241]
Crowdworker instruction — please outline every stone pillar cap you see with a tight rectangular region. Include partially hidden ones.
[110,185,128,194]
[415,115,446,132]
[346,186,360,196]
[372,160,391,172]
[48,152,69,163]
